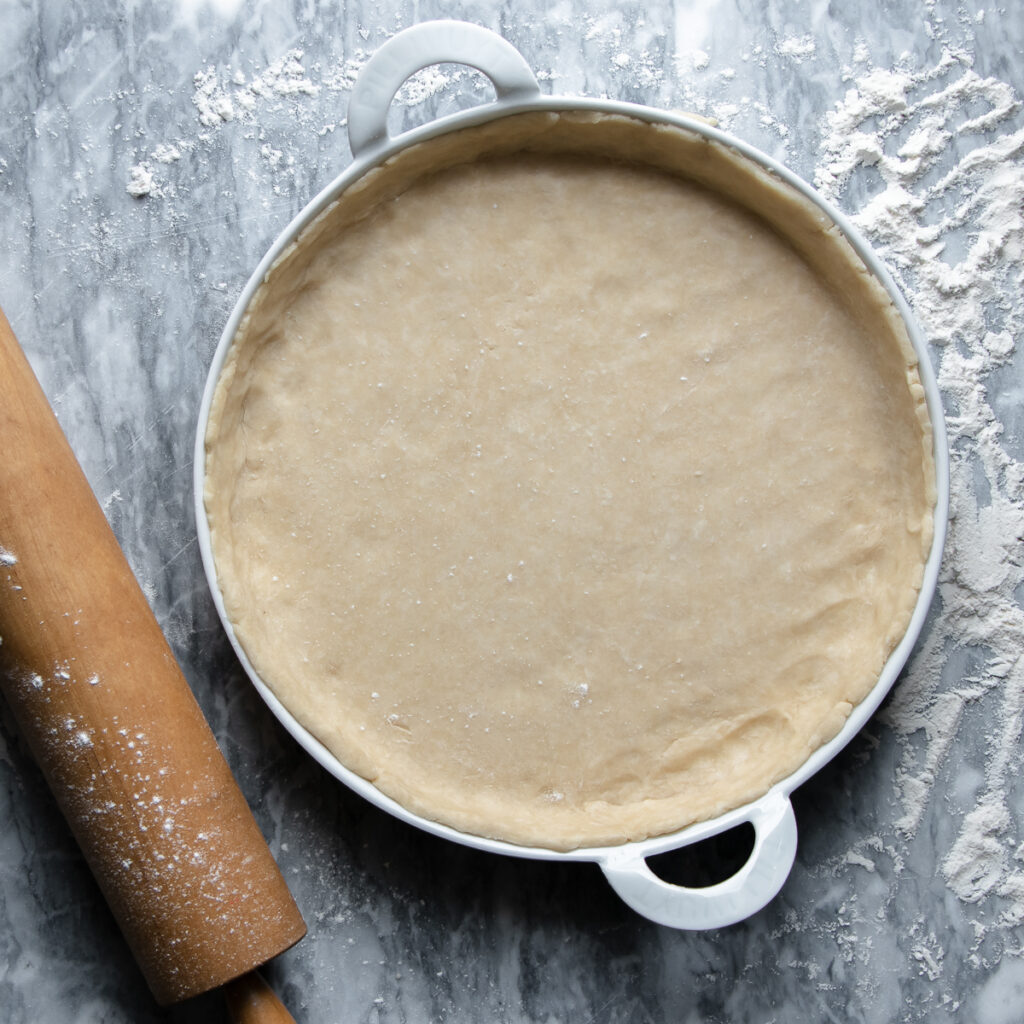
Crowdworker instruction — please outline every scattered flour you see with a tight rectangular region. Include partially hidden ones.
[193,68,235,126]
[775,34,817,62]
[126,163,156,198]
[129,48,325,196]
[844,850,878,873]
[0,545,17,566]
[196,49,316,114]
[152,143,181,164]
[912,940,945,981]
[817,47,1024,933]
[323,49,372,93]
[244,49,319,99]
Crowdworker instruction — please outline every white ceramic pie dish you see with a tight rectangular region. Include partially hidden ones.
[194,20,949,930]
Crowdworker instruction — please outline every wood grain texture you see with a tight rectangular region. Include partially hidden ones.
[0,306,305,1004]
[225,972,300,1024]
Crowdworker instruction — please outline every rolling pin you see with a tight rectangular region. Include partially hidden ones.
[0,304,306,1015]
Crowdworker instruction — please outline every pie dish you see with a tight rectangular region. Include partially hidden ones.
[195,21,948,928]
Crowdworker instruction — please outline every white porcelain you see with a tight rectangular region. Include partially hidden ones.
[194,20,949,930]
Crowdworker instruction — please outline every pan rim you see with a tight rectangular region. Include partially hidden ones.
[192,93,949,866]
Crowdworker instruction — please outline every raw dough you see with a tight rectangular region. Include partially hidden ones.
[204,113,935,851]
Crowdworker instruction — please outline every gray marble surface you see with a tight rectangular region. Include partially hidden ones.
[2,1,1023,1021]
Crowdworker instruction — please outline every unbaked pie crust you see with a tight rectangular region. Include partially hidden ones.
[204,113,934,850]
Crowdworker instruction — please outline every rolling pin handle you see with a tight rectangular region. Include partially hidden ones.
[224,971,298,1024]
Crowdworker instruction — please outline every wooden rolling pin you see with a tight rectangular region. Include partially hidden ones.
[0,304,306,1013]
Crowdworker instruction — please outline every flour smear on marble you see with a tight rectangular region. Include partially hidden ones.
[815,48,1024,933]
[126,42,450,195]
[127,15,1024,931]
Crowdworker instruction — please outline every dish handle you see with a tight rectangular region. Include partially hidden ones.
[347,20,541,157]
[598,792,798,929]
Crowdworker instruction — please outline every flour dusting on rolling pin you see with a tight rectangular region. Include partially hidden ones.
[0,307,305,1004]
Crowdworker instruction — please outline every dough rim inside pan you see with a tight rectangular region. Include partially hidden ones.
[204,112,935,851]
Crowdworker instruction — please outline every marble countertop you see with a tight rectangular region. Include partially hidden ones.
[3,1,1023,1021]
